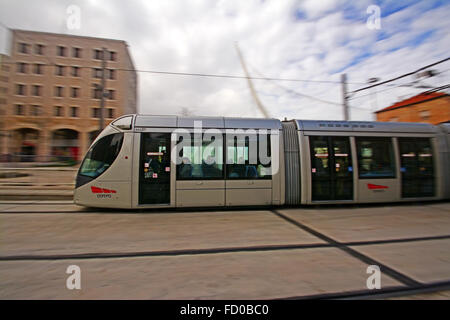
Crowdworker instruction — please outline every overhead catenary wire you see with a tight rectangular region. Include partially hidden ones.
[345,82,450,117]
[6,55,448,87]
[423,83,450,93]
[118,67,365,84]
[349,81,450,101]
[248,63,374,112]
[248,64,343,107]
[1,60,367,84]
[349,56,450,94]
[6,59,448,114]
[349,82,418,101]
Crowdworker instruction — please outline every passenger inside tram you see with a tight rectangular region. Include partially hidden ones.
[202,155,222,178]
[178,157,193,178]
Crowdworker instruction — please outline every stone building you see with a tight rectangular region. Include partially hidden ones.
[0,29,137,162]
[375,91,450,125]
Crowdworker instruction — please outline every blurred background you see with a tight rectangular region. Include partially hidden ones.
[0,0,448,193]
[0,1,450,301]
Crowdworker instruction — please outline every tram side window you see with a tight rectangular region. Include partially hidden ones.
[310,136,329,177]
[416,139,434,175]
[226,134,271,179]
[356,137,396,179]
[79,133,124,178]
[176,134,224,180]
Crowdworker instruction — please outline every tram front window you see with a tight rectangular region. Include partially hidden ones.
[79,133,124,179]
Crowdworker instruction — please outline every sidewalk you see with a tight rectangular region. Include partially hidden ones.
[0,166,76,200]
[0,188,73,201]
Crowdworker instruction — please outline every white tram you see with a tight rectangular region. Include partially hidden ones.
[74,115,450,208]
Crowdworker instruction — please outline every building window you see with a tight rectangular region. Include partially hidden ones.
[15,104,25,115]
[17,62,27,73]
[92,108,101,118]
[93,49,103,60]
[107,89,115,100]
[18,43,29,54]
[92,87,102,99]
[34,64,44,75]
[92,68,102,78]
[0,87,7,94]
[71,66,80,77]
[54,106,63,117]
[31,105,41,116]
[57,46,67,57]
[16,84,26,95]
[70,106,78,117]
[32,85,42,96]
[419,110,430,121]
[55,86,64,97]
[109,51,117,61]
[107,108,114,118]
[35,44,45,55]
[55,65,65,76]
[73,47,82,58]
[71,87,79,98]
[356,137,396,179]
[108,69,116,80]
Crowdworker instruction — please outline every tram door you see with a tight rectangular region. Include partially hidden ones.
[310,136,353,201]
[398,137,435,198]
[139,133,171,205]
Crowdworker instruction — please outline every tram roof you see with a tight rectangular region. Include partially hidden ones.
[294,120,439,133]
[130,114,441,133]
[133,114,282,130]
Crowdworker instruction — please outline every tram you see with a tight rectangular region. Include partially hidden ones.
[74,114,450,208]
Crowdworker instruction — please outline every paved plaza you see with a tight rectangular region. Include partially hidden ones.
[0,201,449,299]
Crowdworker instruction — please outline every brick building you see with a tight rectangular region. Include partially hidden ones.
[375,91,450,125]
[0,29,137,162]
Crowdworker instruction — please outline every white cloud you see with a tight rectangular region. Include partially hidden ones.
[299,0,342,19]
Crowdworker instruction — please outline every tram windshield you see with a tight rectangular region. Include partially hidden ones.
[79,133,124,178]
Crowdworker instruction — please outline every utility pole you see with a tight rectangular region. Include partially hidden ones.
[341,73,349,121]
[99,47,107,132]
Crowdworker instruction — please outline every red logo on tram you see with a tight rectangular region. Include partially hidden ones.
[91,186,117,194]
[367,183,389,190]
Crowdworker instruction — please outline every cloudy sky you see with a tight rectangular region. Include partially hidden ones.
[0,0,449,121]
